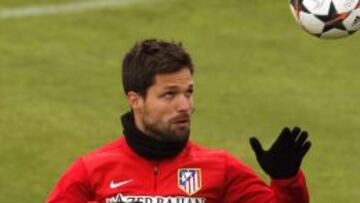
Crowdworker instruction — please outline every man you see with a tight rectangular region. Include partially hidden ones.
[47,39,312,203]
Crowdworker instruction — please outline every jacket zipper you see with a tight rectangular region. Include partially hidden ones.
[153,164,159,192]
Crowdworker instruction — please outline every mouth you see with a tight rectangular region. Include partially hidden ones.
[171,115,191,127]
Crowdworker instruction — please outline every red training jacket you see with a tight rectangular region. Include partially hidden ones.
[47,137,309,203]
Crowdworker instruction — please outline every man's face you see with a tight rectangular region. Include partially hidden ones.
[132,68,194,142]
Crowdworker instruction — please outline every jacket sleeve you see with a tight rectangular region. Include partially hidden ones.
[222,153,309,203]
[46,158,94,203]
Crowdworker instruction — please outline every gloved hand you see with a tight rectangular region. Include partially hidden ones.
[249,127,311,179]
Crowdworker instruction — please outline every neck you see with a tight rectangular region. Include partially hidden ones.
[121,112,189,160]
[133,111,148,135]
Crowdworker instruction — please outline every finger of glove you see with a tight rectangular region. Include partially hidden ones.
[295,131,308,150]
[291,126,302,141]
[292,126,301,135]
[272,127,292,150]
[299,141,311,159]
[250,137,264,157]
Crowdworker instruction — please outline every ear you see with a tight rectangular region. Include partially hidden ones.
[127,91,144,112]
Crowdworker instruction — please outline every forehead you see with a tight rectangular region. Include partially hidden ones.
[152,68,193,89]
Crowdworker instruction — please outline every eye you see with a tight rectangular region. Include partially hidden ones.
[161,91,175,98]
[185,89,193,98]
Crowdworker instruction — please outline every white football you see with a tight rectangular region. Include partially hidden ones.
[290,0,360,39]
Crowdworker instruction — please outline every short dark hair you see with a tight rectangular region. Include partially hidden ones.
[122,39,193,97]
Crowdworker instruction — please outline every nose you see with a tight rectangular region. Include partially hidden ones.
[176,95,192,113]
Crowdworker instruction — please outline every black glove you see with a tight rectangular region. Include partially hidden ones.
[249,127,311,179]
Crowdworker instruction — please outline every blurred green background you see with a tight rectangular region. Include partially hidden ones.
[1,0,359,202]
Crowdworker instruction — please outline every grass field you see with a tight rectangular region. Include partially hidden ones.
[1,0,360,202]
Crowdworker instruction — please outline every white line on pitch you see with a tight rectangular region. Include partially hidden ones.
[0,0,149,19]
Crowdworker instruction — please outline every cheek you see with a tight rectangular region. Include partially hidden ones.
[189,98,194,108]
[145,101,173,123]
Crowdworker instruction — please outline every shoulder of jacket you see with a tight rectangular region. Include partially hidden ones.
[79,136,126,162]
[187,141,230,160]
[187,141,246,165]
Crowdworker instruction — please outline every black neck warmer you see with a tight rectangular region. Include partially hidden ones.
[121,112,189,160]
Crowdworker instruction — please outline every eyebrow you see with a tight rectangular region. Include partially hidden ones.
[163,84,193,90]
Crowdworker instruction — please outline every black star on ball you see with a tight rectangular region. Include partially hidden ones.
[353,15,360,26]
[314,1,348,32]
[290,0,311,17]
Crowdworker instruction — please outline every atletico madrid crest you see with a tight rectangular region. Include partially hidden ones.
[178,168,202,196]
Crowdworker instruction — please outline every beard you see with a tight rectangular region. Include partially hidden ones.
[142,112,191,143]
